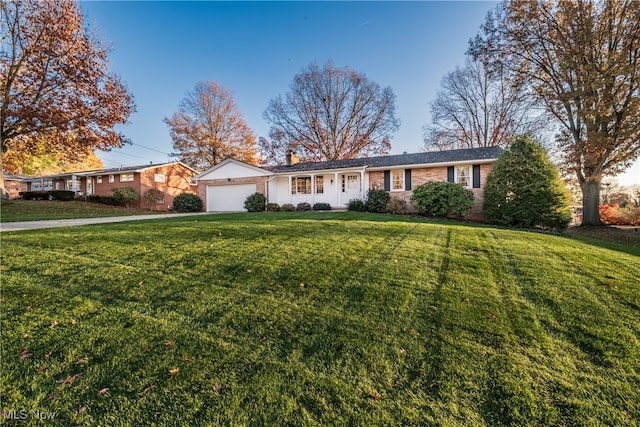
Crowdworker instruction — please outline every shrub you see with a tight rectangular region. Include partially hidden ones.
[296,202,312,211]
[411,181,474,218]
[312,203,332,211]
[386,197,408,215]
[173,193,203,212]
[600,204,640,225]
[266,202,281,212]
[19,191,51,200]
[244,192,266,212]
[112,186,140,207]
[347,199,366,212]
[143,188,165,210]
[484,135,572,230]
[49,190,75,201]
[365,189,391,213]
[281,204,295,212]
[86,194,119,205]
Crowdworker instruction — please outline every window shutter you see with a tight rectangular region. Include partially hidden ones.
[473,164,481,188]
[447,166,454,183]
[405,169,412,191]
[384,170,390,191]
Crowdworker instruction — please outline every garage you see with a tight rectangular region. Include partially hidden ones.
[206,183,257,212]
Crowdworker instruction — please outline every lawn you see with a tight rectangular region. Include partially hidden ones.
[0,199,163,222]
[1,212,638,426]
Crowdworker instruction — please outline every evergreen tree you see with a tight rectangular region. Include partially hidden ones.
[484,135,572,230]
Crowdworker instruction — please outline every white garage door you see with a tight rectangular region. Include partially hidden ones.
[206,184,257,212]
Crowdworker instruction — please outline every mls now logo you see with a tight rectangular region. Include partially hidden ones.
[2,409,56,420]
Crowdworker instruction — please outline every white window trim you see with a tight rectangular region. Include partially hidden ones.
[108,175,115,183]
[120,173,134,182]
[455,166,471,188]
[391,169,405,191]
[96,176,102,183]
[291,176,312,195]
[154,173,166,183]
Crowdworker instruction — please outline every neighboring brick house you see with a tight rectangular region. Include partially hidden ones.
[2,173,32,199]
[194,147,503,219]
[24,162,199,211]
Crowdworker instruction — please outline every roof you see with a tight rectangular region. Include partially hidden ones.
[20,161,199,180]
[266,146,503,173]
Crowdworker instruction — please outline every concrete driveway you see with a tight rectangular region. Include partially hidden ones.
[0,212,210,232]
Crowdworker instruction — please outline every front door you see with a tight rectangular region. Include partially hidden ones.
[342,174,361,203]
[86,178,93,195]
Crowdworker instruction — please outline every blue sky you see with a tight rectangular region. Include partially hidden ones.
[81,1,638,184]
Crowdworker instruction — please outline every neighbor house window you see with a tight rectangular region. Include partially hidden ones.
[456,166,470,188]
[96,176,102,183]
[108,175,115,183]
[315,176,324,194]
[291,177,311,194]
[120,173,134,182]
[154,174,166,183]
[155,193,165,204]
[391,169,404,191]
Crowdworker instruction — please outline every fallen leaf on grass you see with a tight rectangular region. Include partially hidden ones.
[70,318,77,325]
[399,348,407,355]
[75,356,89,365]
[486,314,497,319]
[98,387,109,396]
[38,365,49,372]
[367,390,382,400]
[164,341,175,347]
[49,321,58,328]
[57,373,82,384]
[169,368,179,375]
[430,306,438,311]
[213,383,222,392]
[45,350,53,358]
[19,348,31,359]
[73,406,87,419]
[142,383,155,394]
[23,333,30,338]
[48,390,61,401]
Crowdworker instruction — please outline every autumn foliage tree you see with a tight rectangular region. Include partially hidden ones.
[470,0,640,225]
[0,0,135,185]
[164,81,259,171]
[262,61,400,163]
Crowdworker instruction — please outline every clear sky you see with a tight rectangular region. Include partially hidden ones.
[81,0,639,185]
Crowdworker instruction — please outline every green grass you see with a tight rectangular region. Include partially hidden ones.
[1,212,639,426]
[0,200,162,222]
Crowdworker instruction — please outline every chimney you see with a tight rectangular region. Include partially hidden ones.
[286,150,299,166]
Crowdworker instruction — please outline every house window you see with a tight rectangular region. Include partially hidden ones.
[120,173,134,182]
[108,175,115,183]
[291,177,311,194]
[315,176,324,194]
[391,170,404,191]
[347,175,358,191]
[155,193,165,204]
[154,174,166,183]
[456,166,470,188]
[96,176,102,183]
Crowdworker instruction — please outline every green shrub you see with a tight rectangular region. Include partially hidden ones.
[312,203,332,211]
[86,194,119,205]
[483,135,572,230]
[244,192,266,212]
[112,186,140,207]
[49,190,75,201]
[173,193,203,212]
[386,197,408,215]
[266,202,281,212]
[296,202,312,211]
[19,191,51,200]
[411,181,474,218]
[281,204,295,212]
[347,199,366,212]
[365,189,391,213]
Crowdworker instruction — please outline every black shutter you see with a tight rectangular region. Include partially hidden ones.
[447,166,454,183]
[473,164,481,188]
[384,170,390,191]
[405,169,412,190]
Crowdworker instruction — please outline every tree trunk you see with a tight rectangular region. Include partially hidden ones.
[581,178,602,226]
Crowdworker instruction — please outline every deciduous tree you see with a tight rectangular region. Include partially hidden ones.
[424,56,543,151]
[470,0,640,225]
[0,0,135,188]
[262,61,400,163]
[164,81,259,170]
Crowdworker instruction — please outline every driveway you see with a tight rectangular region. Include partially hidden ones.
[0,212,211,232]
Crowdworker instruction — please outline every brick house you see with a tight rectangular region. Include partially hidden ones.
[25,162,199,211]
[194,147,503,219]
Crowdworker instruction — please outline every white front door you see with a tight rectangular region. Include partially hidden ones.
[86,178,93,195]
[342,174,361,204]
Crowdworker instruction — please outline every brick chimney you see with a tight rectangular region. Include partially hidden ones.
[286,150,299,166]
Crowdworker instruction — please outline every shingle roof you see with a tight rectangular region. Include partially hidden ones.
[21,161,197,180]
[265,146,503,173]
